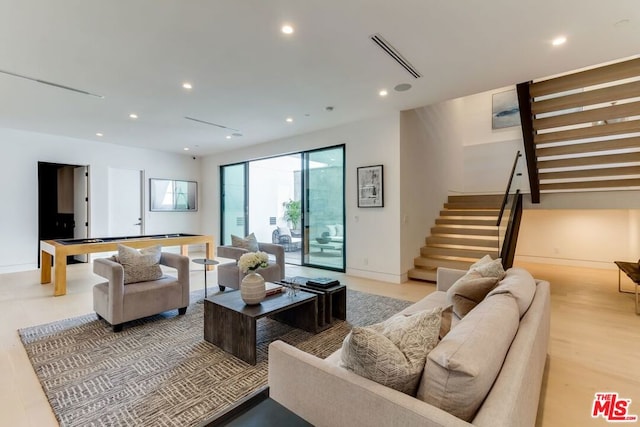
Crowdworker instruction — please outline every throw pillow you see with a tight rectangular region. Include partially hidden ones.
[326,225,337,237]
[340,307,444,396]
[439,305,454,339]
[231,232,259,252]
[335,224,344,236]
[469,257,506,280]
[446,272,500,318]
[117,244,163,285]
[470,254,492,268]
[277,226,292,237]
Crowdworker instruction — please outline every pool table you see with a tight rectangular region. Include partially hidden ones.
[40,233,214,296]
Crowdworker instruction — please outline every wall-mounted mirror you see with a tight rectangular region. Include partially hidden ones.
[150,178,198,212]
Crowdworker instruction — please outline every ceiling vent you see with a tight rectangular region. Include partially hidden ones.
[184,116,240,132]
[370,33,422,79]
[0,69,104,98]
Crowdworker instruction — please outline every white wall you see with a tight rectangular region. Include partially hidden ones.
[0,128,202,273]
[517,209,640,269]
[400,101,465,276]
[201,114,403,283]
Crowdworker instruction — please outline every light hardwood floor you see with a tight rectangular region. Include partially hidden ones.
[0,258,638,426]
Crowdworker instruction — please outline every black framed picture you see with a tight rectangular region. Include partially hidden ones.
[357,165,383,208]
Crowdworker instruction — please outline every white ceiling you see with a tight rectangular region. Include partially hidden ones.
[1,0,639,156]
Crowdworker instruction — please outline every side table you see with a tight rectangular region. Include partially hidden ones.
[614,261,640,314]
[193,258,219,300]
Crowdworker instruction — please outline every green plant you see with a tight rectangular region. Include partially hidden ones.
[282,199,302,229]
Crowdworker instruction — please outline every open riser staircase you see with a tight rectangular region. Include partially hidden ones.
[408,194,504,282]
[518,57,640,201]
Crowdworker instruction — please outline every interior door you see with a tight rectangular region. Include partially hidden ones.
[73,166,89,261]
[108,168,143,236]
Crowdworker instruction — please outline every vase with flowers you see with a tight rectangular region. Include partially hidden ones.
[238,251,269,304]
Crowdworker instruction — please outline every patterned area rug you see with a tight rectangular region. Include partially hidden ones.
[18,289,411,427]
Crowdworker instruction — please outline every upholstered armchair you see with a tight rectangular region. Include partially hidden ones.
[217,242,285,291]
[93,252,190,332]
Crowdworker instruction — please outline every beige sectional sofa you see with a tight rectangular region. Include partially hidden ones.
[268,266,551,426]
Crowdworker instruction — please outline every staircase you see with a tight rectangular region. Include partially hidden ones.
[408,194,503,282]
[517,57,640,202]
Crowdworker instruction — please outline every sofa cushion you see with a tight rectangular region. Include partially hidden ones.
[231,232,259,252]
[446,272,500,318]
[488,267,537,318]
[326,224,337,236]
[117,244,163,285]
[335,224,344,236]
[340,306,444,395]
[417,293,520,421]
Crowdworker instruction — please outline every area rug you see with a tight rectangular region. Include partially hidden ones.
[18,289,411,427]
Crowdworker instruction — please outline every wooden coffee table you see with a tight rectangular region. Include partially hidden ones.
[204,290,318,365]
[281,278,346,330]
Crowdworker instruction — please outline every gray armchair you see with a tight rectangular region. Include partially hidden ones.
[217,242,285,291]
[92,252,190,332]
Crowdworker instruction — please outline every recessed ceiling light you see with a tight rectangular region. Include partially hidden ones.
[96,132,103,137]
[183,147,189,151]
[182,82,193,90]
[286,117,294,123]
[281,24,294,34]
[552,36,567,46]
[226,135,232,139]
[379,89,388,97]
[129,113,138,119]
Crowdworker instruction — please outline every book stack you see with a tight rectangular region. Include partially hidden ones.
[304,277,340,289]
[265,282,284,296]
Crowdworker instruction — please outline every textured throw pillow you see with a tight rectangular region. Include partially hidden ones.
[469,257,506,280]
[231,232,259,252]
[117,244,163,285]
[446,272,500,318]
[470,254,492,268]
[341,307,444,395]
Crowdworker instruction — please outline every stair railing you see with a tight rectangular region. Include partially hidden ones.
[496,151,524,269]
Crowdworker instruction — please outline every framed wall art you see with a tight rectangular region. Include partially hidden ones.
[150,178,198,211]
[357,165,383,208]
[492,89,521,129]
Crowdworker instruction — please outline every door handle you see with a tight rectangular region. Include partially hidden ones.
[134,222,142,226]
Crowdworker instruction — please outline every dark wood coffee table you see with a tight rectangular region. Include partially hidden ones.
[204,290,318,365]
[283,277,347,329]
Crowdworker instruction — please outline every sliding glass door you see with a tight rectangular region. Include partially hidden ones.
[304,146,345,270]
[220,145,344,272]
[220,163,247,245]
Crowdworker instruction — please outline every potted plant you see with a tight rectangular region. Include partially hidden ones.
[282,199,302,231]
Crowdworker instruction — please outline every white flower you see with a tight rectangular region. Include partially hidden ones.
[238,251,269,273]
